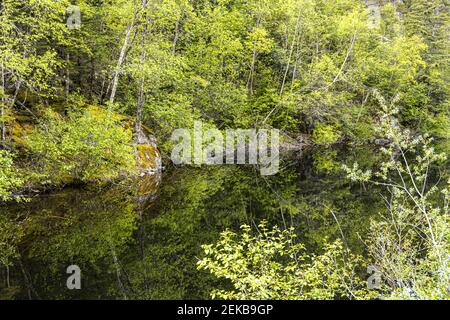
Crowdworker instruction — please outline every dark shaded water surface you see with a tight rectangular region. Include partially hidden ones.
[0,146,383,299]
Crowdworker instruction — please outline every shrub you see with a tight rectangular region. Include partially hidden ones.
[26,107,136,185]
[198,221,370,300]
[312,123,342,146]
[0,150,23,201]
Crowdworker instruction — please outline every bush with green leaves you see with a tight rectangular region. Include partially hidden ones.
[312,123,342,146]
[0,215,23,269]
[344,92,450,299]
[26,107,136,185]
[198,221,371,300]
[0,150,23,201]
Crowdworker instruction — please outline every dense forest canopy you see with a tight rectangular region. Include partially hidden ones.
[1,0,448,153]
[0,0,449,301]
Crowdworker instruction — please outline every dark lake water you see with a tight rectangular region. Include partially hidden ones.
[0,146,384,299]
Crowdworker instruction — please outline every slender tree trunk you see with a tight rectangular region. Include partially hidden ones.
[136,77,145,142]
[136,0,149,143]
[172,18,180,54]
[291,36,302,84]
[99,74,106,104]
[110,244,128,300]
[89,56,95,99]
[137,222,150,292]
[109,20,136,105]
[65,53,70,100]
[247,15,262,96]
[110,0,151,106]
[19,259,41,300]
[0,0,5,143]
[1,58,6,143]
[280,12,301,95]
[6,266,10,288]
[247,49,257,96]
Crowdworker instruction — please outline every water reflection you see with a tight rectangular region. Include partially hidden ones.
[0,146,383,299]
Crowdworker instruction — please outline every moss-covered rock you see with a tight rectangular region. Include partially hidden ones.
[6,96,163,181]
[136,143,161,174]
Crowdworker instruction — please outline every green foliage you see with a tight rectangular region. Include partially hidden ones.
[0,0,75,96]
[25,188,138,269]
[198,221,370,300]
[344,94,450,299]
[1,0,448,187]
[312,123,342,145]
[0,151,23,201]
[313,149,339,173]
[0,214,23,268]
[25,107,136,185]
[0,0,448,301]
